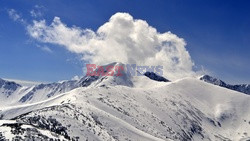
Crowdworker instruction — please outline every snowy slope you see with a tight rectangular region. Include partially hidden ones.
[0,62,168,107]
[0,78,27,107]
[0,72,250,140]
[0,78,22,98]
[0,78,82,107]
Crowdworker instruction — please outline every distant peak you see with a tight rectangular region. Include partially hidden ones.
[199,75,227,87]
[0,78,22,87]
[144,72,170,82]
[199,75,250,95]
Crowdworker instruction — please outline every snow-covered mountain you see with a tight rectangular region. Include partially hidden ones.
[0,78,22,98]
[0,63,250,140]
[0,78,81,107]
[200,75,250,95]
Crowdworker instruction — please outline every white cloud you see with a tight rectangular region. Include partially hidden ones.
[71,75,80,81]
[7,9,26,24]
[42,46,53,53]
[36,44,53,53]
[27,12,196,80]
[30,5,44,18]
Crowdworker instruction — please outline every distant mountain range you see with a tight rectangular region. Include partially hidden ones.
[0,64,172,105]
[200,75,250,95]
[0,63,249,140]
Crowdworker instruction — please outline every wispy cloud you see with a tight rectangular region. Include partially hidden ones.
[27,13,197,80]
[36,44,53,53]
[7,9,26,25]
[30,5,45,18]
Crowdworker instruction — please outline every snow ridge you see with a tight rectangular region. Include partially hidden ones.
[200,75,250,95]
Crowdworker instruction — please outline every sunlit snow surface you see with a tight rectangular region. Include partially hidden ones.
[0,64,250,140]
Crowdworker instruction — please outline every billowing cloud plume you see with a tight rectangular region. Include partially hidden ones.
[27,12,196,80]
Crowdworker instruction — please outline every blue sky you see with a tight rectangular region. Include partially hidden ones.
[0,0,250,84]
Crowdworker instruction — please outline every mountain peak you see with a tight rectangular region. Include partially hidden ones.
[0,78,22,97]
[199,75,227,87]
[144,72,170,82]
[80,62,170,88]
[80,62,133,87]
